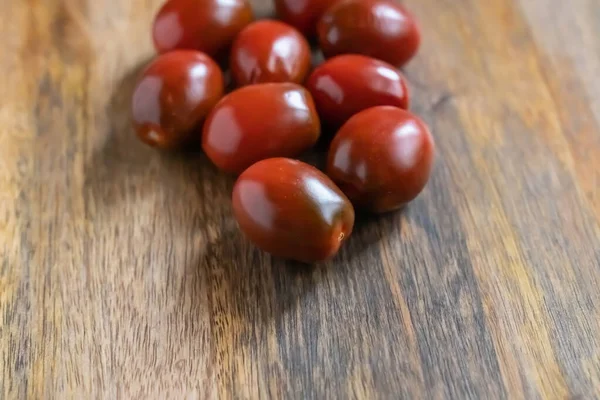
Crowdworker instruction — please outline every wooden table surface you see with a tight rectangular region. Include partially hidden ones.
[2,0,600,398]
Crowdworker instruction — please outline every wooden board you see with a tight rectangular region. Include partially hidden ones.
[2,0,600,398]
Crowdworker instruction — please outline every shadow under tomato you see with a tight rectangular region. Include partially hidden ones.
[340,209,402,260]
[205,209,406,324]
[195,195,407,332]
[83,58,227,213]
[191,207,398,328]
[83,60,152,206]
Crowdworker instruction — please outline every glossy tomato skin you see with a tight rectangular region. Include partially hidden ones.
[233,158,355,263]
[327,106,435,213]
[230,20,311,86]
[306,54,410,129]
[132,51,225,149]
[318,0,421,68]
[152,0,253,58]
[275,0,343,37]
[203,83,321,174]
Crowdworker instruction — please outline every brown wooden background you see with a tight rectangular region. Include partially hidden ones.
[2,0,600,398]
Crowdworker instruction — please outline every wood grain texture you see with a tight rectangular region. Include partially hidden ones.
[1,0,600,398]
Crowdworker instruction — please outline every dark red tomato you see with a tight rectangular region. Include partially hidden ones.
[230,20,312,86]
[132,51,225,149]
[306,54,409,129]
[327,106,435,213]
[233,158,355,263]
[152,0,253,58]
[274,0,343,37]
[202,83,321,174]
[318,0,421,68]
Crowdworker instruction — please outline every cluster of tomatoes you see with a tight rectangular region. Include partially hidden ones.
[132,0,435,263]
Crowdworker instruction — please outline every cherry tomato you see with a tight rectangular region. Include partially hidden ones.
[306,54,409,129]
[202,83,320,174]
[318,0,421,68]
[327,106,435,213]
[152,0,253,58]
[233,158,355,263]
[230,20,311,86]
[274,0,343,37]
[132,51,225,149]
